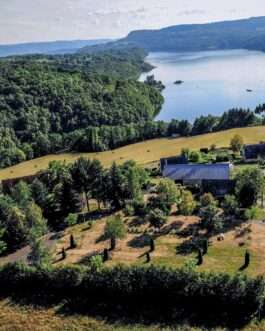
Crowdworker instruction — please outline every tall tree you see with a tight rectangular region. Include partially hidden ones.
[104,215,126,250]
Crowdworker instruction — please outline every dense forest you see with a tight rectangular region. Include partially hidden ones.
[0,48,162,168]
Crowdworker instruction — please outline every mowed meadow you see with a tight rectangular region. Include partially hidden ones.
[0,126,265,180]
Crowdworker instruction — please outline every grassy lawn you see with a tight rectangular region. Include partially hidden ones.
[41,212,265,277]
[1,126,265,180]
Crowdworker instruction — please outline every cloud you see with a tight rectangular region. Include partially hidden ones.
[177,9,206,16]
[1,0,265,43]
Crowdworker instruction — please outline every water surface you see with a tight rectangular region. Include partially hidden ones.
[140,50,265,122]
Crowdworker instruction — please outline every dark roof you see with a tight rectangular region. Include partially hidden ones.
[163,163,232,181]
[244,143,265,159]
[160,155,188,171]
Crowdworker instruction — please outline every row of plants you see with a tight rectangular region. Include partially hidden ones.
[0,262,264,327]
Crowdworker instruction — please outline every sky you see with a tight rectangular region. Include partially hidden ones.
[1,0,265,44]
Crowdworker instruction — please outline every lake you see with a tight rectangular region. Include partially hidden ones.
[140,50,265,122]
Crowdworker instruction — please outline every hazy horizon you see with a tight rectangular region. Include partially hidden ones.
[1,0,265,44]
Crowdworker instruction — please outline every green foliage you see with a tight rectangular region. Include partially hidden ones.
[156,179,181,209]
[144,75,165,92]
[244,206,263,220]
[104,215,126,242]
[189,151,202,163]
[178,189,196,216]
[27,238,51,269]
[235,167,264,208]
[11,181,32,207]
[148,208,168,228]
[222,194,238,217]
[89,255,104,272]
[199,201,223,233]
[230,134,244,152]
[0,228,7,255]
[1,263,264,326]
[181,148,190,159]
[65,213,78,227]
[25,202,48,240]
[0,50,163,167]
[200,193,216,208]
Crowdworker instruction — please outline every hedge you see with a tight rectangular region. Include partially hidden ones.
[0,263,264,326]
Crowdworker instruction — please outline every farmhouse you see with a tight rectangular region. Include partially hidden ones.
[162,161,234,196]
[243,142,265,160]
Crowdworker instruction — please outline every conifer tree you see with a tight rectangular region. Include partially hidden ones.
[197,248,203,265]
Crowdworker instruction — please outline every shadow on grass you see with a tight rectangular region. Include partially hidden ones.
[128,234,151,249]
[4,292,254,330]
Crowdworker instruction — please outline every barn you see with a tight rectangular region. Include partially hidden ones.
[162,162,234,196]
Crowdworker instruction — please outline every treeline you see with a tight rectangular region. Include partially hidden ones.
[0,159,149,252]
[73,108,260,152]
[0,263,264,326]
[2,47,152,80]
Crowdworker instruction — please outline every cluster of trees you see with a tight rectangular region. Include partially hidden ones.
[0,50,163,167]
[199,167,264,234]
[0,158,149,253]
[0,262,264,326]
[146,179,196,228]
[72,108,260,153]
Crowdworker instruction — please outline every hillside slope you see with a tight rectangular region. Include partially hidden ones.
[104,16,265,52]
[0,126,264,180]
[0,39,110,57]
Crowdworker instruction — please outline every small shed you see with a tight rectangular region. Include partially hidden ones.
[243,143,265,160]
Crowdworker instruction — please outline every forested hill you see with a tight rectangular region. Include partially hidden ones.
[0,49,163,168]
[0,39,110,57]
[116,16,265,52]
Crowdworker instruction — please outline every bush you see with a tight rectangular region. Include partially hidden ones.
[0,263,264,325]
[65,213,78,227]
[222,195,238,217]
[124,202,135,216]
[189,151,202,163]
[178,190,196,216]
[244,206,263,220]
[216,152,230,162]
[200,193,216,207]
[230,134,244,153]
[148,208,168,228]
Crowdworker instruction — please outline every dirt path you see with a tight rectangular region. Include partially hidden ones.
[0,232,58,266]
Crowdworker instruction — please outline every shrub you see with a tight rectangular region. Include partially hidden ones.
[124,202,135,216]
[222,195,238,217]
[65,213,78,227]
[244,206,263,220]
[104,215,126,250]
[148,208,168,228]
[178,190,196,216]
[200,193,216,207]
[0,263,264,325]
[230,134,244,153]
[190,151,202,163]
[89,255,103,271]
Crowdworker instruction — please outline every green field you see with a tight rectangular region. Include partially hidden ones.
[1,126,265,180]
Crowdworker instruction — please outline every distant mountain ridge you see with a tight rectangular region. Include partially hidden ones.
[80,16,265,54]
[119,16,265,52]
[0,39,111,57]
